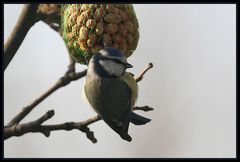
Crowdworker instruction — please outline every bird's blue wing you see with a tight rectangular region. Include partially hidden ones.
[96,78,132,141]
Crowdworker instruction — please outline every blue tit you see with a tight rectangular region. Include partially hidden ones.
[84,47,151,142]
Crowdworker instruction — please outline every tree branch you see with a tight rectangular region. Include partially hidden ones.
[4,105,152,143]
[4,110,55,139]
[4,4,39,71]
[4,110,99,143]
[135,63,153,82]
[133,105,154,111]
[6,69,87,128]
[65,53,76,74]
[4,4,63,71]
[36,4,61,33]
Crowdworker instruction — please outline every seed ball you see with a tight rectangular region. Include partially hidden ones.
[61,4,139,65]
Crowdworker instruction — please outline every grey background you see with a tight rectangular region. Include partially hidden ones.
[4,4,236,158]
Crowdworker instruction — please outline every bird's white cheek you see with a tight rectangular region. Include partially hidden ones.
[99,60,124,77]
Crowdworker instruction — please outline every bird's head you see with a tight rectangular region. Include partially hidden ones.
[89,47,133,77]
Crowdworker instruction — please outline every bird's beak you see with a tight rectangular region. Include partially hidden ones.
[125,62,133,68]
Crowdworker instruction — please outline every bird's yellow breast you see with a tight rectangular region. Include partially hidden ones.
[120,72,138,108]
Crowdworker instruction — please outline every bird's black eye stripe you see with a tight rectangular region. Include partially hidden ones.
[101,57,125,65]
[112,59,124,64]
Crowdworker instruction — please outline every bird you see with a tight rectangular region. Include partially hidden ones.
[84,47,151,142]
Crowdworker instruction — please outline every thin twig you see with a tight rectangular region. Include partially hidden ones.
[4,4,39,71]
[6,69,87,128]
[4,105,153,143]
[36,11,61,32]
[4,110,55,139]
[135,63,153,82]
[4,4,63,71]
[65,53,76,75]
[4,110,99,143]
[133,105,154,111]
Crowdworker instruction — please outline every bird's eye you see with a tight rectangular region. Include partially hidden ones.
[102,57,125,65]
[112,59,124,65]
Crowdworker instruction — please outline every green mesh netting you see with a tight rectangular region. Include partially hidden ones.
[61,4,139,65]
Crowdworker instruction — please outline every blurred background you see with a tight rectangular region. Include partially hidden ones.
[4,4,236,158]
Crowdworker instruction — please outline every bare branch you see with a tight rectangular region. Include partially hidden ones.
[135,63,153,82]
[133,105,154,111]
[4,111,99,143]
[41,115,101,143]
[6,69,87,128]
[65,53,76,75]
[36,9,61,32]
[4,4,63,71]
[4,110,55,139]
[4,105,152,143]
[4,4,39,71]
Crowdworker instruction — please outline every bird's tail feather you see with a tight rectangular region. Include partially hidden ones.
[103,117,132,142]
[129,112,151,125]
[120,133,132,142]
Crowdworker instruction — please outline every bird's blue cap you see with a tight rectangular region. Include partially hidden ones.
[98,47,124,58]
